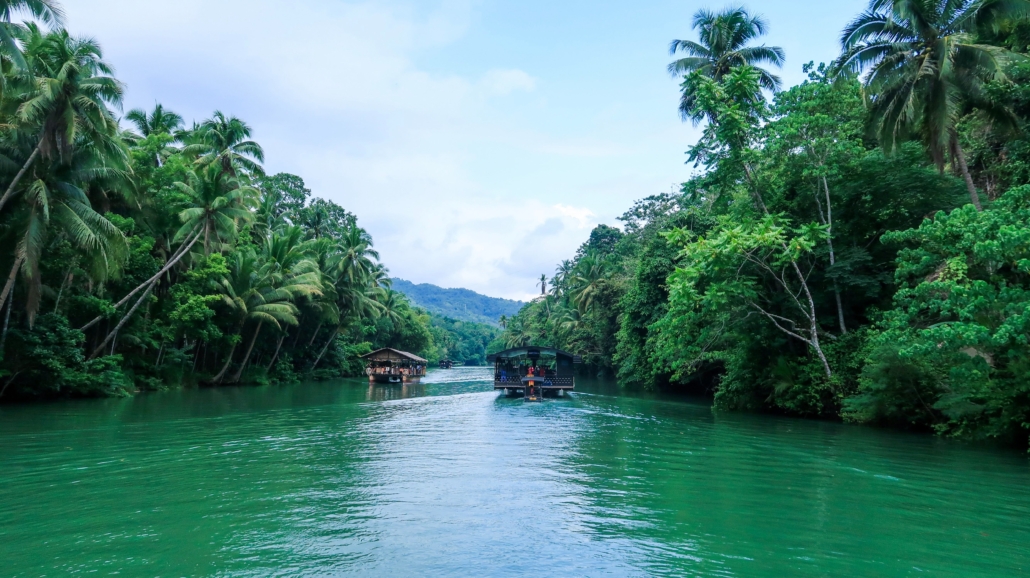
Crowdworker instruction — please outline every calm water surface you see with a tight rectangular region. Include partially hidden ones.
[1,367,1028,577]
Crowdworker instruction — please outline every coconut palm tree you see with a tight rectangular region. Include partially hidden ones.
[567,254,608,313]
[0,23,123,214]
[537,274,547,296]
[0,0,63,71]
[0,139,127,328]
[125,103,183,137]
[182,111,264,178]
[837,0,1030,210]
[668,6,785,123]
[214,247,320,383]
[172,165,258,255]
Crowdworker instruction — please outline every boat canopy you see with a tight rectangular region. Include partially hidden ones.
[487,347,582,364]
[360,348,428,363]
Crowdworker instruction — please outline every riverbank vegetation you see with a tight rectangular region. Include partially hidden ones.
[0,3,496,400]
[501,0,1030,447]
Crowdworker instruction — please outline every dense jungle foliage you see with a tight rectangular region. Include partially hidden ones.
[0,2,497,400]
[501,0,1030,447]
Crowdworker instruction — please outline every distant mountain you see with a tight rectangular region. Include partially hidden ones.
[391,279,524,326]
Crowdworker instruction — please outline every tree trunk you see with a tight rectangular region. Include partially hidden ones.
[266,334,286,372]
[80,228,201,332]
[0,140,42,214]
[952,135,983,211]
[0,255,25,314]
[307,322,322,347]
[1,281,14,354]
[311,325,341,370]
[90,282,156,359]
[821,177,847,335]
[231,321,263,383]
[213,339,239,383]
[54,270,73,313]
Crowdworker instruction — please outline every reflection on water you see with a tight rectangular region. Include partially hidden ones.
[367,383,425,401]
[1,367,1028,577]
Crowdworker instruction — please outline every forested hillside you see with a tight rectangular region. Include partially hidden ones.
[391,278,523,326]
[501,3,1030,448]
[0,7,480,399]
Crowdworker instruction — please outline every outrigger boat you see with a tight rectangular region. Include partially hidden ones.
[488,347,581,401]
[361,348,427,384]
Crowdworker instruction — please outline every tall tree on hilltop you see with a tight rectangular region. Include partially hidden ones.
[837,0,1030,210]
[668,6,785,123]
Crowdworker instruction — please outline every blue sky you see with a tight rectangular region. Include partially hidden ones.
[64,0,867,300]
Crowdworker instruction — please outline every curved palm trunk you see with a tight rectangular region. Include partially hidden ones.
[311,324,342,370]
[0,138,43,214]
[952,135,983,211]
[89,282,155,359]
[266,334,286,372]
[0,255,25,314]
[79,229,201,332]
[1,281,14,354]
[213,339,240,383]
[231,320,263,383]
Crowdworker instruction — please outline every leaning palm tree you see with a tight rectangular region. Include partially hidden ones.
[0,140,127,328]
[78,165,257,334]
[182,111,264,177]
[0,23,123,214]
[668,6,785,123]
[836,0,1029,210]
[214,248,319,383]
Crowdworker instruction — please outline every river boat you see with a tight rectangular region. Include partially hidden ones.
[361,348,428,384]
[439,359,454,369]
[488,347,581,401]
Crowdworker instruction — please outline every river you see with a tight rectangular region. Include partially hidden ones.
[1,367,1028,576]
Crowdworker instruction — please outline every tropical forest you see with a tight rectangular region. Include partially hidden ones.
[4,1,1030,576]
[0,2,500,401]
[499,1,1030,448]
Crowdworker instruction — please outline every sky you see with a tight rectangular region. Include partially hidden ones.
[62,0,867,300]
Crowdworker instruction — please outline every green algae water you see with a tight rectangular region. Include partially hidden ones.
[1,368,1028,577]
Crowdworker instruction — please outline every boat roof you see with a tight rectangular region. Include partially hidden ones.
[487,347,582,364]
[360,348,428,363]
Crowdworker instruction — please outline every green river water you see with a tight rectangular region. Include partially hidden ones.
[1,367,1028,577]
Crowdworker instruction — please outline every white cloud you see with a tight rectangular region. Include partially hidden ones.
[479,69,537,96]
[62,0,697,300]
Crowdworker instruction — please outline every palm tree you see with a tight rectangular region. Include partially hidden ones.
[78,165,257,335]
[214,248,319,383]
[498,314,508,329]
[668,6,785,123]
[567,254,608,313]
[173,165,258,255]
[537,274,547,296]
[0,23,123,214]
[182,111,264,177]
[0,139,127,328]
[125,103,183,137]
[837,0,1029,210]
[0,0,63,71]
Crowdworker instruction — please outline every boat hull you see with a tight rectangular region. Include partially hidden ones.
[369,375,422,384]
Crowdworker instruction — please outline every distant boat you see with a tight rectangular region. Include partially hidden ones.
[361,348,428,384]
